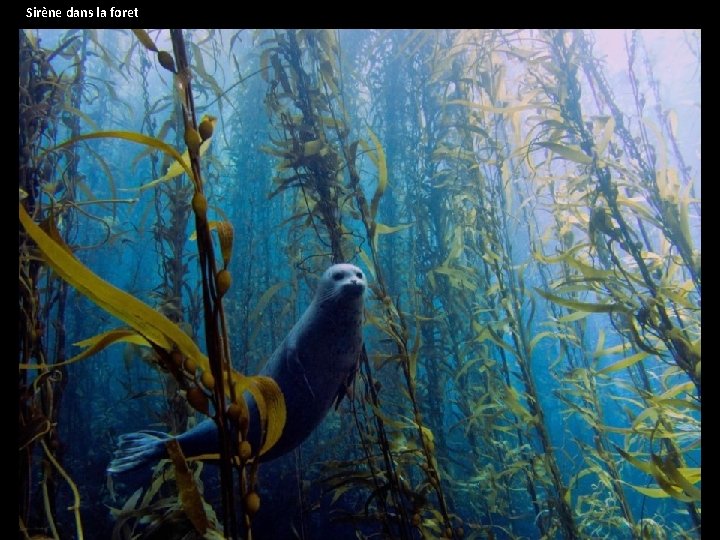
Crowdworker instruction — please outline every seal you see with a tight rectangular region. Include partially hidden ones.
[108,263,366,473]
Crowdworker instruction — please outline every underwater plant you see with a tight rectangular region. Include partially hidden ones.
[19,28,699,540]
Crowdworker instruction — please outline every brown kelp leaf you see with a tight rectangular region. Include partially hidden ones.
[165,439,209,534]
[132,29,158,52]
[214,221,234,268]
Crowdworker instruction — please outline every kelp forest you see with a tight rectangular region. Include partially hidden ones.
[18,29,700,539]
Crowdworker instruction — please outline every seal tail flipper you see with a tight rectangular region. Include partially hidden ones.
[107,430,170,474]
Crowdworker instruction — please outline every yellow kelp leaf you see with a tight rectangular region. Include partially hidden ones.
[651,453,701,501]
[536,142,592,164]
[616,195,661,226]
[211,221,234,268]
[52,131,194,185]
[132,29,158,52]
[302,139,327,157]
[598,351,649,375]
[249,282,286,322]
[535,288,626,314]
[565,468,596,506]
[20,204,207,372]
[592,341,631,358]
[677,181,694,254]
[595,116,616,155]
[631,407,659,430]
[657,381,694,401]
[504,385,536,425]
[652,398,700,412]
[40,215,74,257]
[446,98,537,115]
[677,468,701,484]
[557,310,591,323]
[366,127,388,221]
[62,105,99,131]
[528,331,557,352]
[20,328,151,370]
[615,446,655,475]
[165,439,209,534]
[190,220,231,241]
[138,137,214,191]
[628,485,675,499]
[375,222,413,235]
[230,374,286,456]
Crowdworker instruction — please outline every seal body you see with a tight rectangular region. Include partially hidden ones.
[108,263,366,473]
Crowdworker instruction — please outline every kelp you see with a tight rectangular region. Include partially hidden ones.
[20,28,700,540]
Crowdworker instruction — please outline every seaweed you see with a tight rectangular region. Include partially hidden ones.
[18,28,700,540]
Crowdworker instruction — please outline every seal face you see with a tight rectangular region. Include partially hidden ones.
[108,263,366,474]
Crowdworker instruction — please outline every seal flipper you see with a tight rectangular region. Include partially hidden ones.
[334,365,358,410]
[107,430,171,474]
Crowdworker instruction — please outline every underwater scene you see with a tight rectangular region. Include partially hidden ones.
[18,29,700,539]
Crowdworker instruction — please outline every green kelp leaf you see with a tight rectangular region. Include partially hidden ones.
[598,351,649,375]
[189,42,224,99]
[536,142,593,164]
[132,29,158,52]
[19,328,150,370]
[165,439,209,534]
[52,131,194,186]
[249,282,286,322]
[375,222,413,235]
[534,288,627,314]
[366,127,388,222]
[62,105,99,131]
[528,331,558,353]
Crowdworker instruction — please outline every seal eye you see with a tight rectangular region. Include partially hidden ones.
[332,271,344,281]
[356,272,363,279]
